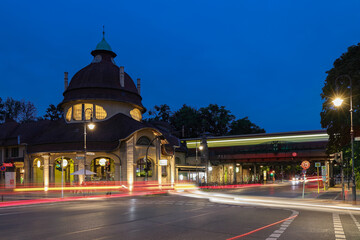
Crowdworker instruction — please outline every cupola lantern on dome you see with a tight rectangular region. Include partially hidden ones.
[91,28,117,58]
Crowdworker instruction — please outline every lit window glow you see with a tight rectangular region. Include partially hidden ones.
[73,104,82,120]
[95,105,107,120]
[130,108,142,121]
[66,107,72,122]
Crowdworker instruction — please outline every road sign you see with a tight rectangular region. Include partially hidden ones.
[301,160,310,169]
[0,166,6,171]
[159,159,168,166]
[302,169,307,175]
[14,162,24,168]
[315,162,321,168]
[86,152,95,156]
[76,156,85,160]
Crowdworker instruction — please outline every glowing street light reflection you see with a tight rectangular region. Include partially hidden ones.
[332,97,344,107]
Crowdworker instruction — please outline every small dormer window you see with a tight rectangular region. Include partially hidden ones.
[95,105,107,120]
[73,104,82,120]
[66,107,72,121]
[130,108,142,121]
[84,104,93,120]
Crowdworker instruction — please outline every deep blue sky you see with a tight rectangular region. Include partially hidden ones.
[1,0,360,133]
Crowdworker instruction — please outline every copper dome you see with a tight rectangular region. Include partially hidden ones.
[61,38,145,112]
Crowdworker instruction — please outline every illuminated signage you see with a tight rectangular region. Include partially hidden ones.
[159,159,168,166]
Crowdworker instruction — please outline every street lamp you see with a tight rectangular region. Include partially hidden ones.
[145,135,165,181]
[332,75,356,203]
[83,108,95,183]
[195,142,203,184]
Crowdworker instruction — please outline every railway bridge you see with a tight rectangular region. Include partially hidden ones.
[182,130,330,184]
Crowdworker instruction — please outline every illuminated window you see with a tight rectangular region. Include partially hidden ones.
[95,105,107,120]
[66,107,72,121]
[136,158,152,177]
[73,104,82,120]
[84,104,93,120]
[130,108,142,121]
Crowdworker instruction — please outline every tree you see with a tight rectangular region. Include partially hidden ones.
[19,100,37,123]
[43,104,63,121]
[199,104,235,136]
[145,103,266,138]
[229,117,265,135]
[0,97,37,123]
[320,43,360,153]
[170,104,202,138]
[0,98,5,122]
[146,104,171,123]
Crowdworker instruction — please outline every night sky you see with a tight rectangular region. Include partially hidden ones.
[1,0,360,133]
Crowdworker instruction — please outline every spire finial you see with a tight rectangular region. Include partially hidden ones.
[102,25,105,39]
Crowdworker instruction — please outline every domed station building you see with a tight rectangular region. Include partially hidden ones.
[0,34,180,190]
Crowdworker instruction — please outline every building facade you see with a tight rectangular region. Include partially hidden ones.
[0,34,180,190]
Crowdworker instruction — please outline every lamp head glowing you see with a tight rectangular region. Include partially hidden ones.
[332,97,344,107]
[199,145,204,150]
[88,122,95,130]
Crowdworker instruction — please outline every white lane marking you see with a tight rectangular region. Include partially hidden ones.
[333,213,346,240]
[265,210,298,240]
[349,212,360,232]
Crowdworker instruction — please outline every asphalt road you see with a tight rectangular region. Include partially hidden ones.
[0,193,360,240]
[223,181,355,201]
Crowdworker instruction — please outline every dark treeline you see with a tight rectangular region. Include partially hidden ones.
[0,97,63,123]
[145,104,265,138]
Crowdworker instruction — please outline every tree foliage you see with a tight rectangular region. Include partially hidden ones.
[43,104,63,121]
[321,43,360,153]
[229,117,265,135]
[145,103,265,138]
[0,97,37,123]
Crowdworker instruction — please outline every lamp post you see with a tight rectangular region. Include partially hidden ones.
[332,75,356,203]
[195,142,203,184]
[145,135,164,181]
[83,108,95,183]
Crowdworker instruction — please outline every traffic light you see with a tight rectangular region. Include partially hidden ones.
[55,159,62,171]
[329,152,343,163]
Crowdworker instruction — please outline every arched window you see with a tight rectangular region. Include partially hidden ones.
[91,157,115,181]
[136,136,152,146]
[136,158,152,177]
[67,103,108,121]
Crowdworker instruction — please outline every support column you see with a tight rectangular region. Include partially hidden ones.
[239,164,243,183]
[78,161,84,184]
[126,137,134,191]
[253,164,257,183]
[170,154,175,187]
[157,138,162,188]
[43,155,50,191]
[233,162,237,184]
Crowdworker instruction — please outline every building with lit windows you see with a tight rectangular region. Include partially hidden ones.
[0,34,181,189]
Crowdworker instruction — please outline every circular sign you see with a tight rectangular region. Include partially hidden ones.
[99,158,107,166]
[0,166,6,171]
[301,160,310,170]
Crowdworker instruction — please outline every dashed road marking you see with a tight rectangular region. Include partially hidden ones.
[349,212,360,232]
[333,213,346,239]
